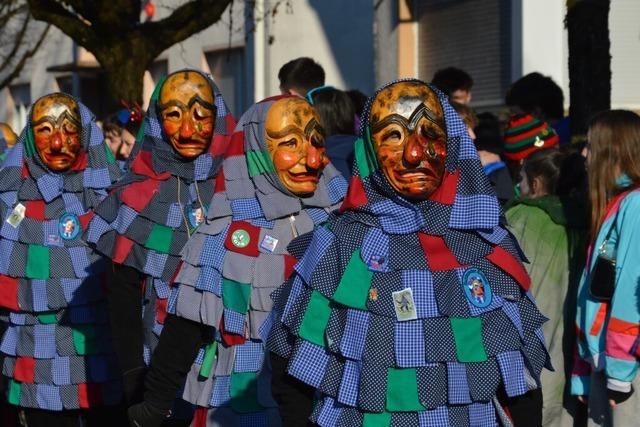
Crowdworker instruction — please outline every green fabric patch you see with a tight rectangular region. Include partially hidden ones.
[144,223,174,254]
[7,379,20,405]
[38,313,58,324]
[363,411,392,427]
[229,371,264,413]
[152,76,167,103]
[385,367,425,412]
[222,278,251,313]
[246,150,275,177]
[26,245,50,279]
[104,141,116,164]
[332,249,372,310]
[72,325,100,355]
[354,136,378,179]
[24,128,36,158]
[199,341,218,378]
[298,290,331,347]
[450,317,488,362]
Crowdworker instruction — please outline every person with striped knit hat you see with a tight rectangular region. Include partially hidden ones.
[503,113,559,162]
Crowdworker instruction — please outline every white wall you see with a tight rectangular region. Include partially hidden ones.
[520,0,569,107]
[610,0,640,110]
[256,0,375,98]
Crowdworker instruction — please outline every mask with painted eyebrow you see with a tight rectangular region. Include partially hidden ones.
[369,81,447,200]
[265,97,329,196]
[159,71,216,159]
[371,102,444,135]
[31,93,82,172]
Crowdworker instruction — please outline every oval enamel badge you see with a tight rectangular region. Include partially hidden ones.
[58,213,81,240]
[186,205,206,229]
[462,268,492,308]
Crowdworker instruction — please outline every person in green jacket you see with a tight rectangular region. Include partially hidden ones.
[506,148,588,426]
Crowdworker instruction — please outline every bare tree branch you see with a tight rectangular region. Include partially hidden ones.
[26,0,96,46]
[0,13,31,72]
[0,23,50,90]
[141,0,232,52]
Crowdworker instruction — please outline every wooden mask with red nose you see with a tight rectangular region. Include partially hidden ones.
[369,82,447,200]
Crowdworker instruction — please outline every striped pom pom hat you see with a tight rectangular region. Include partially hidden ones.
[503,113,559,161]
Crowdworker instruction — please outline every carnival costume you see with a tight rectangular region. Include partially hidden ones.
[268,80,551,426]
[0,94,122,412]
[85,70,235,405]
[129,96,346,426]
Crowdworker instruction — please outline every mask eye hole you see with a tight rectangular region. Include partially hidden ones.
[164,111,181,120]
[36,124,52,135]
[279,138,297,148]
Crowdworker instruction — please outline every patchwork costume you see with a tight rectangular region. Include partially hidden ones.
[0,96,122,414]
[85,72,235,405]
[130,96,347,427]
[268,80,551,426]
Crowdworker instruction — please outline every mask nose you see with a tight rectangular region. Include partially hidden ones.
[305,144,322,170]
[403,133,426,166]
[179,114,195,140]
[50,131,64,153]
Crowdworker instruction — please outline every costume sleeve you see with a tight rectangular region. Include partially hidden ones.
[605,194,640,391]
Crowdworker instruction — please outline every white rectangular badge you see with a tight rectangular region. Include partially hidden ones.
[392,288,418,321]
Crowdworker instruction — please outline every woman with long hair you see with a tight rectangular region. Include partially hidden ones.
[571,110,640,426]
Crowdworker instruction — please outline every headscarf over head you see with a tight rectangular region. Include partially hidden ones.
[0,94,122,410]
[268,80,550,426]
[168,96,346,422]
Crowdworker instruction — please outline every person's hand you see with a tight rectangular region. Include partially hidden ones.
[576,395,588,405]
[607,385,634,408]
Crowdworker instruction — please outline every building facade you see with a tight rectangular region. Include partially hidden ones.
[2,0,640,132]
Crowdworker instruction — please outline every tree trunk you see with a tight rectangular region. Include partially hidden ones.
[566,0,611,140]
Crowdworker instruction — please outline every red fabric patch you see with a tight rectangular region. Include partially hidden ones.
[79,211,94,231]
[210,133,228,157]
[219,317,245,346]
[590,302,609,336]
[224,221,261,257]
[339,176,368,213]
[25,200,46,221]
[120,179,160,212]
[155,297,168,325]
[78,383,102,408]
[429,170,459,205]
[608,317,640,336]
[129,150,171,180]
[224,131,245,158]
[193,407,208,427]
[0,275,19,311]
[112,235,135,264]
[486,246,531,291]
[284,255,297,280]
[214,168,226,193]
[13,357,35,383]
[418,233,464,271]
[70,150,88,171]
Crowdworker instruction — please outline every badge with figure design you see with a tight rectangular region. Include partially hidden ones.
[186,205,206,229]
[58,213,81,240]
[462,268,492,308]
[231,229,250,248]
[392,288,418,321]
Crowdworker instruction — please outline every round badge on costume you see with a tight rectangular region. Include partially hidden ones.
[186,205,206,229]
[58,213,81,240]
[231,229,250,248]
[462,268,492,308]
